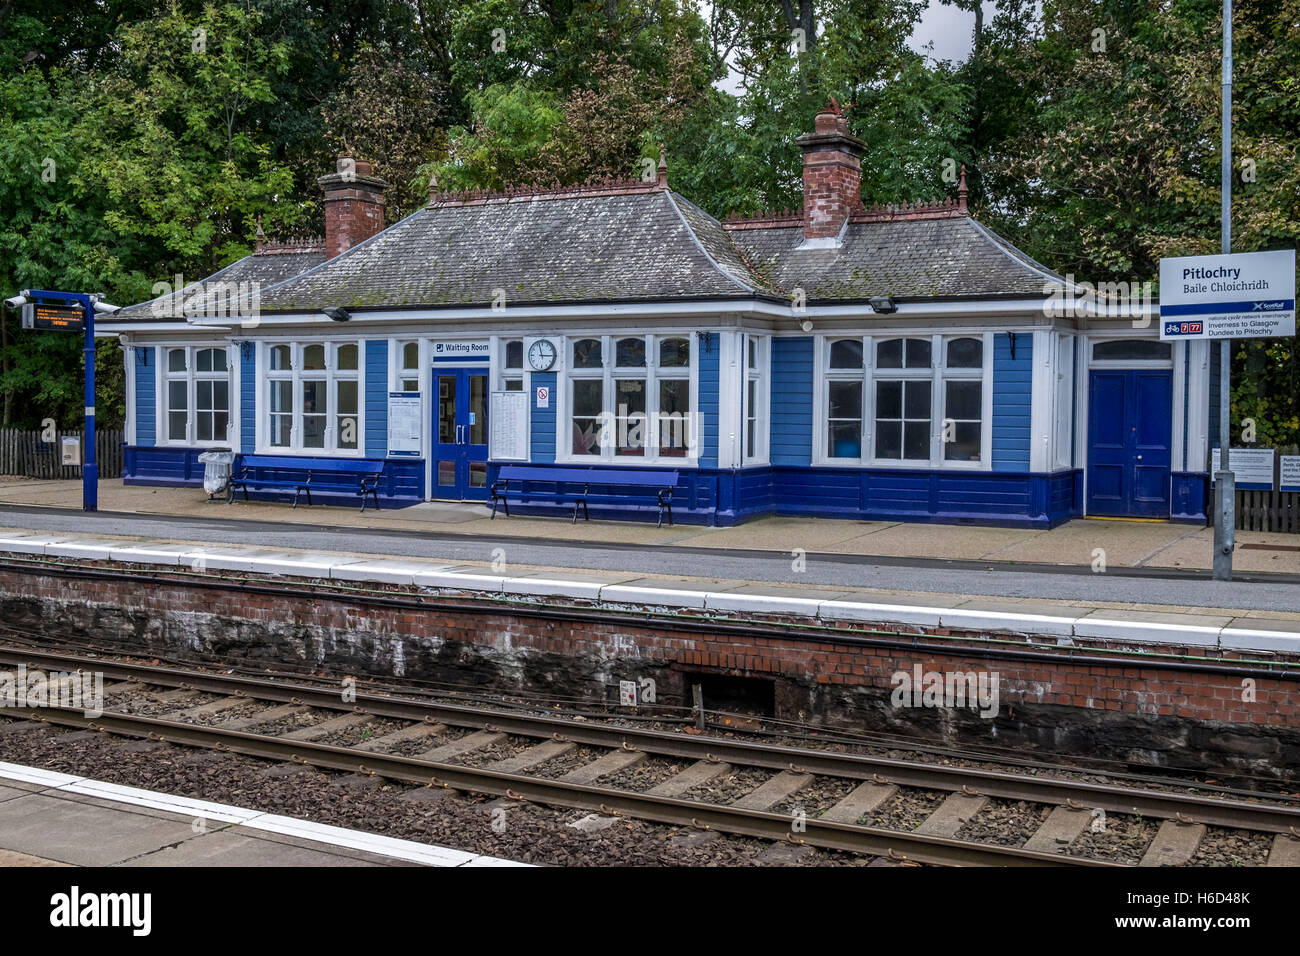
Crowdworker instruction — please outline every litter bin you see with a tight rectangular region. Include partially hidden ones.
[197,448,236,498]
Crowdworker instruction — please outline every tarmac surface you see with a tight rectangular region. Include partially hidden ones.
[1,477,1298,613]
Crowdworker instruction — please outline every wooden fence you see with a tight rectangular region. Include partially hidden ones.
[1206,444,1300,534]
[0,428,124,480]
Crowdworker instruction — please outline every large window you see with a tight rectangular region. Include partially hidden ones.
[163,346,230,445]
[565,334,695,461]
[263,341,362,453]
[821,334,989,467]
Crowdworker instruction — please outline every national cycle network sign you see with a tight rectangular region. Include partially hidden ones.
[1159,249,1295,340]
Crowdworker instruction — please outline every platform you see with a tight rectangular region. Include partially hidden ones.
[0,522,1297,653]
[2,476,1298,577]
[0,762,523,867]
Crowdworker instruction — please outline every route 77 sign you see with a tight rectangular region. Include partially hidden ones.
[1159,249,1295,340]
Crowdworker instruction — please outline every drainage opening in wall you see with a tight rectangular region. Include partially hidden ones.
[687,671,775,718]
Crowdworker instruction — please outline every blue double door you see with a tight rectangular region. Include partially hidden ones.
[1086,369,1172,518]
[432,367,489,500]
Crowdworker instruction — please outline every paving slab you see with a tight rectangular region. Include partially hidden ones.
[0,791,200,866]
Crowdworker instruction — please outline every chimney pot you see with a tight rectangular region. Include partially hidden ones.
[318,157,388,258]
[796,109,866,241]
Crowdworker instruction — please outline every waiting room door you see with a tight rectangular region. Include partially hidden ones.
[432,367,489,500]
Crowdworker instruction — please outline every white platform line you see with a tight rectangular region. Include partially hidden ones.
[0,761,527,867]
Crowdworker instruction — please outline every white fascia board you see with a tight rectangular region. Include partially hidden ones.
[803,299,1057,319]
[239,300,796,327]
[100,322,226,335]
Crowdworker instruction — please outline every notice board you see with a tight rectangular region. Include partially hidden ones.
[387,392,421,457]
[490,390,527,461]
[1210,447,1275,489]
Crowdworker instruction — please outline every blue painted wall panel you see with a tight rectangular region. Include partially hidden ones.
[992,332,1032,471]
[240,347,256,453]
[530,372,556,463]
[770,337,813,465]
[365,340,388,458]
[698,334,719,467]
[134,348,156,446]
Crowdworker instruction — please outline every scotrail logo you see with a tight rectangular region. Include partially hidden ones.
[890,664,1000,719]
[0,665,103,718]
[50,887,151,936]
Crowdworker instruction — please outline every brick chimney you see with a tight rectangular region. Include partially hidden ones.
[317,155,389,258]
[796,102,866,241]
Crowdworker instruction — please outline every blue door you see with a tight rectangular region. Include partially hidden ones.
[432,367,489,500]
[1086,369,1172,518]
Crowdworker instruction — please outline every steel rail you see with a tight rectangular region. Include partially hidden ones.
[4,644,1298,835]
[4,704,1117,867]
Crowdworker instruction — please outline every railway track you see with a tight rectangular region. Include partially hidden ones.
[3,644,1298,867]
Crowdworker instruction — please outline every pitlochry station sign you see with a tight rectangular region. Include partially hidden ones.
[1159,249,1296,340]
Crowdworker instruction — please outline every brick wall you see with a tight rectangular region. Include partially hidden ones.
[1,563,1295,776]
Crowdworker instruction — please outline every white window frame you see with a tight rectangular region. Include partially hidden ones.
[259,340,364,456]
[160,345,233,447]
[393,339,422,392]
[497,337,526,393]
[559,333,699,465]
[742,333,770,465]
[814,332,993,470]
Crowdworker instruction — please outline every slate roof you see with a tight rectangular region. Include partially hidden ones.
[727,216,1063,301]
[115,184,1065,321]
[255,189,774,312]
[114,247,326,322]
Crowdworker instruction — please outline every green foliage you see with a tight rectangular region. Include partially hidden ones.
[0,0,1295,445]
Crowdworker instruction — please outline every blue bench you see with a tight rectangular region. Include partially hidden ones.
[228,456,384,512]
[490,466,679,527]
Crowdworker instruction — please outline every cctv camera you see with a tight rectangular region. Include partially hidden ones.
[4,295,27,309]
[93,301,121,314]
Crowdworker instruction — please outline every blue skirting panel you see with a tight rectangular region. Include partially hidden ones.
[124,446,424,506]
[125,450,1081,527]
[1171,471,1209,524]
[482,462,1081,528]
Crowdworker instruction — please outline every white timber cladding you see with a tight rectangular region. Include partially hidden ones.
[718,331,739,469]
[742,332,771,466]
[812,331,994,470]
[1029,330,1052,473]
[122,343,136,446]
[1171,339,1187,473]
[1186,339,1210,472]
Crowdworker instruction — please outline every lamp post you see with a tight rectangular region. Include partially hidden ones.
[9,289,118,512]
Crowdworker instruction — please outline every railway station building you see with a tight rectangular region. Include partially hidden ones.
[101,107,1210,527]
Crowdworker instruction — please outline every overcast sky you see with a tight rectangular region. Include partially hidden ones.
[909,1,996,63]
